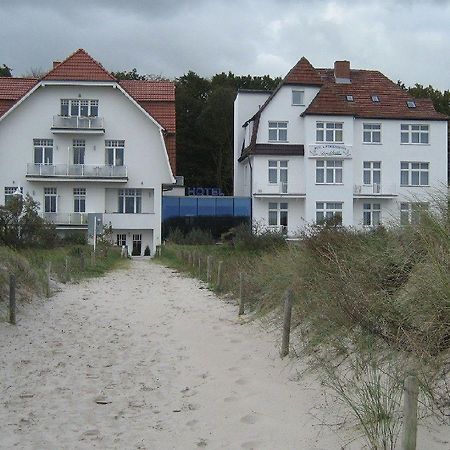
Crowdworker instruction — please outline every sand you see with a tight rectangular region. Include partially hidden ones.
[0,260,448,450]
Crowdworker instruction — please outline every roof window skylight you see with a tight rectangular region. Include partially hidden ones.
[371,95,380,102]
[407,100,416,108]
[346,95,354,102]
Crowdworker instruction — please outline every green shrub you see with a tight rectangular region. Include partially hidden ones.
[167,227,214,245]
[222,223,286,252]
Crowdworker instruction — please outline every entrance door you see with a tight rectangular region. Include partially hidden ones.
[132,234,142,256]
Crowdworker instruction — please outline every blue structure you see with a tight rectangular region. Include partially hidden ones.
[162,196,251,239]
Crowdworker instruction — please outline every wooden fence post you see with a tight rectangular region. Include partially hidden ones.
[206,255,212,283]
[80,253,85,271]
[46,261,52,297]
[188,252,192,266]
[401,375,419,450]
[9,274,16,325]
[217,260,223,289]
[280,289,293,358]
[238,272,245,315]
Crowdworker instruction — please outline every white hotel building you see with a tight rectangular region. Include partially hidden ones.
[234,58,448,234]
[0,49,176,255]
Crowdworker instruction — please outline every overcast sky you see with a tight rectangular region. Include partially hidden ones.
[0,0,449,89]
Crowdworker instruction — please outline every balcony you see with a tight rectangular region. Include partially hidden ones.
[26,164,128,182]
[253,182,305,198]
[51,115,104,133]
[353,184,398,198]
[42,212,88,227]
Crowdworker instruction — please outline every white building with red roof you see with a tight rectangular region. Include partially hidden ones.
[234,58,448,234]
[0,49,176,255]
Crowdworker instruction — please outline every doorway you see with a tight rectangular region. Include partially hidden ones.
[132,234,142,256]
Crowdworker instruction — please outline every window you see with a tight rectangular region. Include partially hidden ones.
[73,139,85,165]
[346,95,354,102]
[61,99,98,117]
[268,202,288,232]
[116,234,127,247]
[363,123,381,143]
[316,122,343,142]
[371,95,380,103]
[316,202,343,225]
[400,124,429,144]
[4,187,22,205]
[34,139,53,165]
[400,162,429,186]
[44,187,57,213]
[73,188,86,213]
[118,189,141,214]
[400,202,428,225]
[105,140,125,166]
[292,90,304,105]
[316,160,343,184]
[406,100,416,108]
[363,203,381,227]
[268,160,288,192]
[363,162,381,187]
[268,121,288,142]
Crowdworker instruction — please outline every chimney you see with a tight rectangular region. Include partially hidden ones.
[334,60,351,83]
[53,61,61,69]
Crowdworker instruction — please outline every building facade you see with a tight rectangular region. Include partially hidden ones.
[234,58,448,235]
[0,49,176,255]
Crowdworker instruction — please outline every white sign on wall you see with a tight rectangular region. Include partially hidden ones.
[308,144,352,158]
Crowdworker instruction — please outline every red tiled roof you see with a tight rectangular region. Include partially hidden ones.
[42,49,116,82]
[119,80,175,102]
[0,77,38,117]
[303,69,448,120]
[284,57,323,86]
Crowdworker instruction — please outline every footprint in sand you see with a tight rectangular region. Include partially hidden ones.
[241,441,263,449]
[186,419,198,428]
[235,377,248,386]
[240,413,258,425]
[223,396,238,403]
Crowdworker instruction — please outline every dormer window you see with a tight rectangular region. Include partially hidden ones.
[407,100,416,108]
[292,90,305,106]
[371,95,380,103]
[346,95,354,102]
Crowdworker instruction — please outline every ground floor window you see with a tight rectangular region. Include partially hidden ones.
[132,233,142,256]
[268,202,288,232]
[118,189,142,213]
[363,203,381,226]
[316,202,343,225]
[73,188,86,213]
[44,187,57,213]
[116,233,127,247]
[4,186,23,205]
[400,202,428,225]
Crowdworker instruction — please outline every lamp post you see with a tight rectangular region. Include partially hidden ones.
[13,186,25,241]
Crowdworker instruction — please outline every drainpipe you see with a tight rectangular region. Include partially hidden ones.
[248,157,253,233]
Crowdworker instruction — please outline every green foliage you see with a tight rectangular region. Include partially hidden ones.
[0,64,12,77]
[167,227,214,245]
[0,194,58,248]
[61,231,87,246]
[112,68,169,81]
[144,245,151,256]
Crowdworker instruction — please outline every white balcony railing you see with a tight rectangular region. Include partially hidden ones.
[52,115,104,129]
[42,212,88,225]
[353,184,398,196]
[26,164,127,179]
[255,182,288,194]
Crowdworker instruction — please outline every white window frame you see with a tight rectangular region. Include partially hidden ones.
[33,139,53,165]
[363,161,381,187]
[400,162,429,186]
[363,123,381,144]
[316,202,343,225]
[363,203,381,227]
[73,139,85,165]
[61,99,99,117]
[268,160,288,192]
[400,124,429,144]
[44,187,57,213]
[268,121,288,142]
[292,90,305,106]
[316,122,343,143]
[105,140,125,166]
[73,188,86,213]
[400,202,428,225]
[316,160,343,184]
[116,233,127,247]
[268,202,288,233]
[4,187,23,205]
[118,189,142,214]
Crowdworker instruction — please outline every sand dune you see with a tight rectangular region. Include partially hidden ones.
[0,260,448,449]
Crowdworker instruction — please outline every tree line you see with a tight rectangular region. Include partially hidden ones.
[2,64,448,194]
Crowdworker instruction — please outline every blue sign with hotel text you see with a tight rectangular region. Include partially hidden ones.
[186,187,224,196]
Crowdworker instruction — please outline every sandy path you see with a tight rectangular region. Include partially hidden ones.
[0,260,448,449]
